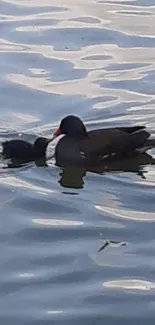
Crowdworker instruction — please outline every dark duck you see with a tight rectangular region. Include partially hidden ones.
[52,115,155,166]
[1,136,54,164]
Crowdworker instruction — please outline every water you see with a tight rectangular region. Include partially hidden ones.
[1,0,155,324]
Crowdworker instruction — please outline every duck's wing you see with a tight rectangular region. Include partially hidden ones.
[80,128,150,159]
[117,125,146,134]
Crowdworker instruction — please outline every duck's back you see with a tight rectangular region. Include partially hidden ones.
[79,127,150,159]
[2,139,34,160]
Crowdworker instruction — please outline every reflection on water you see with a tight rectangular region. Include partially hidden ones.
[103,279,155,291]
[1,0,155,324]
[58,153,155,188]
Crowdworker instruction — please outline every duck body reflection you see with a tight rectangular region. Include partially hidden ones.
[2,143,155,190]
[58,152,155,189]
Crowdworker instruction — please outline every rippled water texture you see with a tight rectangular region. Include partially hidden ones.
[1,0,155,324]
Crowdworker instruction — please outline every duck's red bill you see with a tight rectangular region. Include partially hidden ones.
[54,128,62,137]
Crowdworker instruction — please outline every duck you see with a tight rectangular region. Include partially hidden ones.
[1,136,54,163]
[52,115,155,166]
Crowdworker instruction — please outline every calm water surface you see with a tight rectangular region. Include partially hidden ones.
[1,0,155,324]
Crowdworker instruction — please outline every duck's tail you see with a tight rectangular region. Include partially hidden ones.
[137,138,155,153]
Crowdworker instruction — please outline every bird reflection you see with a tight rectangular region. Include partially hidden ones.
[2,153,155,190]
[58,153,155,189]
[2,157,48,169]
[59,167,86,188]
